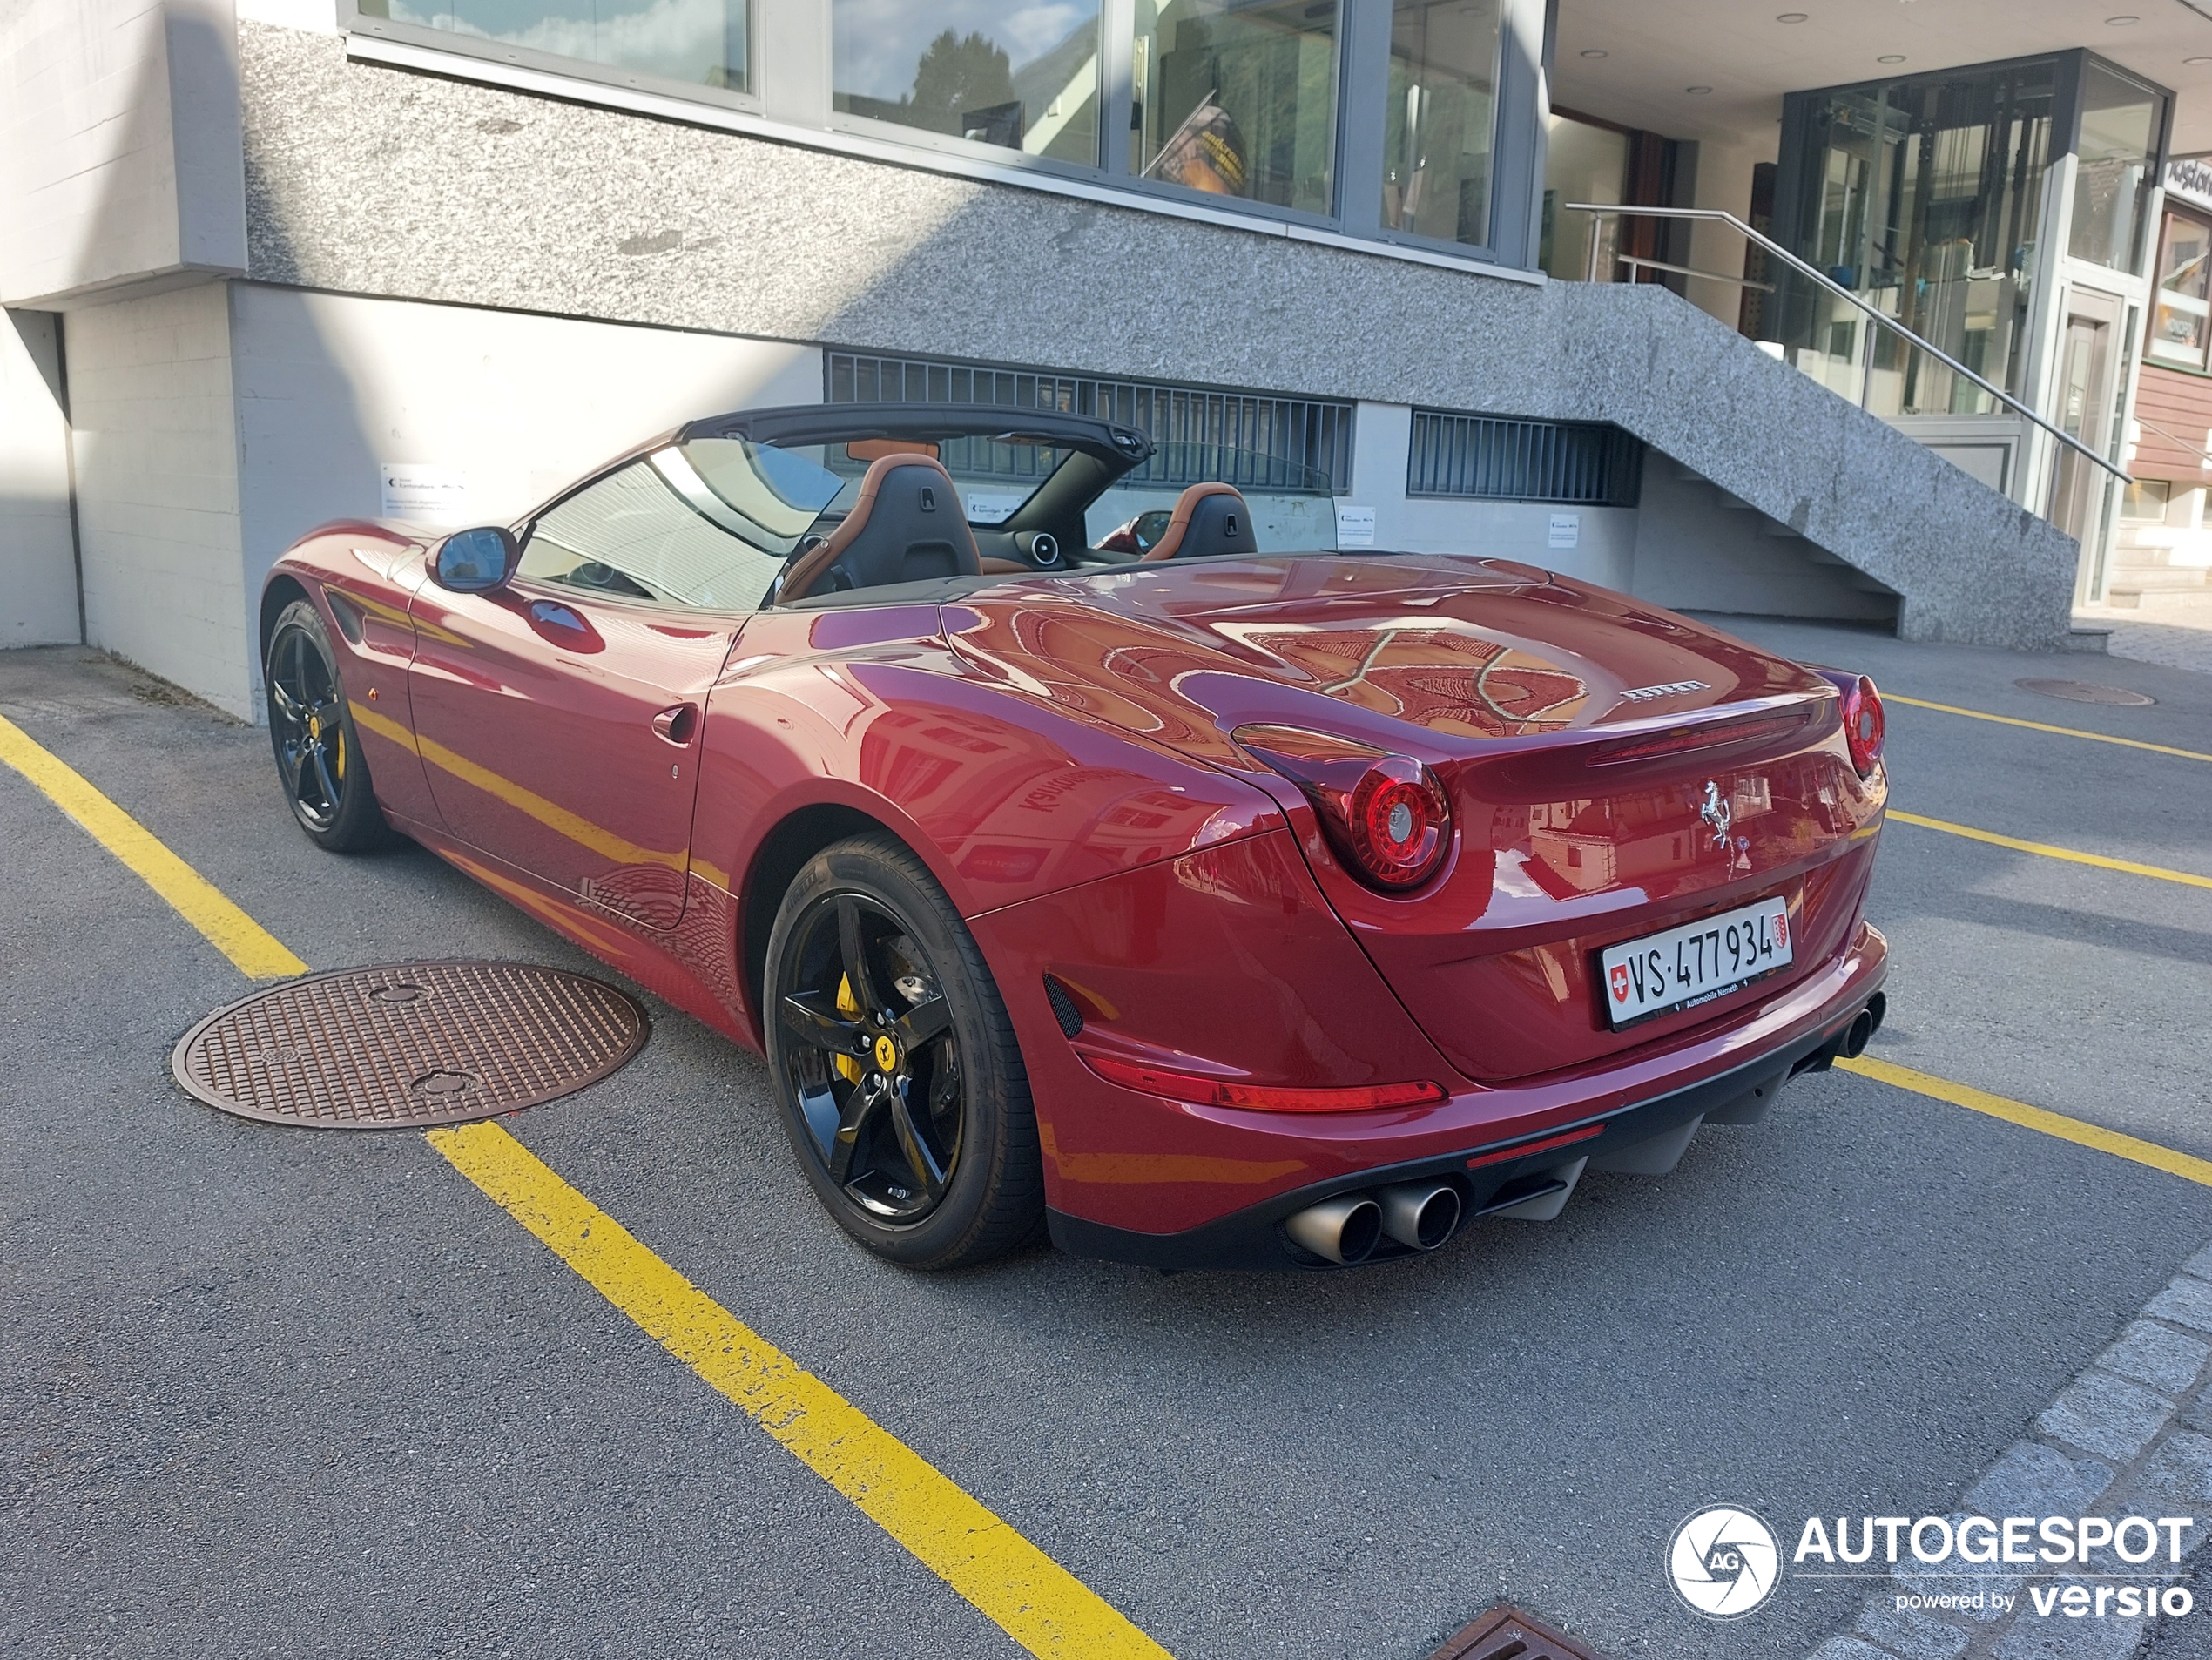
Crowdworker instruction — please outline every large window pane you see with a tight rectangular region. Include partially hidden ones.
[2069,62,2163,273]
[1383,0,1499,247]
[1131,0,1339,216]
[831,1,1101,167]
[360,0,749,91]
[1786,60,2056,412]
[1539,112,1628,280]
[2150,210,2212,368]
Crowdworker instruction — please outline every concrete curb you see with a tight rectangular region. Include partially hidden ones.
[1807,1243,2212,1660]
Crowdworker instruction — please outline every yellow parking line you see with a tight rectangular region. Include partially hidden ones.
[1890,809,2212,890]
[0,710,1157,1652]
[1887,693,2212,765]
[0,712,307,978]
[1839,1055,2212,1189]
[430,1121,1171,1660]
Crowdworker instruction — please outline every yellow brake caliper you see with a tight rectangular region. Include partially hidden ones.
[833,974,863,1083]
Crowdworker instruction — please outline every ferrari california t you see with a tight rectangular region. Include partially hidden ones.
[260,402,1888,1270]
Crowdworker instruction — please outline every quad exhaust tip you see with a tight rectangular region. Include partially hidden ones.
[1378,1181,1461,1251]
[1286,1181,1463,1265]
[1285,1194,1384,1265]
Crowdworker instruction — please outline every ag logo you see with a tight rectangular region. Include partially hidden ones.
[1668,1505,1779,1619]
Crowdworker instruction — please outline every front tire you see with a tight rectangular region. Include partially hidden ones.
[763,834,1043,1269]
[265,599,395,854]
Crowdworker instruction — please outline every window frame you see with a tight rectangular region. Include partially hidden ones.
[822,0,1113,179]
[345,0,764,117]
[1368,0,1509,259]
[339,0,1550,271]
[2146,201,2212,375]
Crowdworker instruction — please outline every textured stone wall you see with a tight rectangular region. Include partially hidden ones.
[233,22,2082,649]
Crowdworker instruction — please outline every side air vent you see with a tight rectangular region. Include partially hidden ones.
[1407,411,1643,508]
[1042,976,1085,1039]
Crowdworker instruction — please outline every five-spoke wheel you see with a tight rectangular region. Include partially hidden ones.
[764,836,1042,1267]
[265,599,393,853]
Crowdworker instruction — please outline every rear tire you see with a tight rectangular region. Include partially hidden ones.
[265,599,395,854]
[763,834,1043,1269]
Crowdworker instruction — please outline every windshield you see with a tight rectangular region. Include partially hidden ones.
[674,438,846,554]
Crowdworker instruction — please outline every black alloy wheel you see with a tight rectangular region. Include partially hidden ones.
[764,835,1042,1268]
[265,599,394,853]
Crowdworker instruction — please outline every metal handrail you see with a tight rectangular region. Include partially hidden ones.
[1563,203,2130,485]
[2134,414,2212,472]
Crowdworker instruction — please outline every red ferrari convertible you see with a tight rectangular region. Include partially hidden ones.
[260,402,1888,1270]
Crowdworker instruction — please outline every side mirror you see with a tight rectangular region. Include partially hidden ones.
[432,526,519,592]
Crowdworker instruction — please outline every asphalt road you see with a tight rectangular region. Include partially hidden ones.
[2,620,2209,1660]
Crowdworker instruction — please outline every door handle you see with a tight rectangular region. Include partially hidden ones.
[651,703,698,746]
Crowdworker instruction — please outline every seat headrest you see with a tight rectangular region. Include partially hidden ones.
[1140,482,1257,561]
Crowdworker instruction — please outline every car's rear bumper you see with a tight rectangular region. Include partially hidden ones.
[1043,924,1887,1270]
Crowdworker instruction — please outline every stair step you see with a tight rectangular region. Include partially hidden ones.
[2109,568,2212,593]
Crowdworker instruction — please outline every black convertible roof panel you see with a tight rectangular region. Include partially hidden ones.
[679,402,1154,470]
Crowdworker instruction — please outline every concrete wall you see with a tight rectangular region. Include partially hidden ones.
[228,285,822,611]
[0,311,81,647]
[68,284,251,714]
[1627,461,1897,624]
[233,20,2080,649]
[0,0,247,308]
[1345,401,1639,589]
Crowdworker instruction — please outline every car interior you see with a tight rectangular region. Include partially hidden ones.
[503,403,1288,614]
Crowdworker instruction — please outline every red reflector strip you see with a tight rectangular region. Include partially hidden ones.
[1465,1124,1603,1170]
[1081,1053,1448,1114]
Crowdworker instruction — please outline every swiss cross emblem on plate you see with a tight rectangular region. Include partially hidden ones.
[1609,963,1631,1002]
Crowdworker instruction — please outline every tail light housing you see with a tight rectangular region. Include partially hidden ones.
[1813,670,1885,777]
[1233,725,1452,891]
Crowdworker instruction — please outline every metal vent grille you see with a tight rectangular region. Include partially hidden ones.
[1426,1604,1610,1660]
[826,349,1351,493]
[1408,411,1643,507]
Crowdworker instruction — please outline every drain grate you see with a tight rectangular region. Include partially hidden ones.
[172,962,648,1129]
[1426,1603,1610,1660]
[2015,678,2156,706]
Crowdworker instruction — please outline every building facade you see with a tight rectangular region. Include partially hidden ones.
[5,0,2198,718]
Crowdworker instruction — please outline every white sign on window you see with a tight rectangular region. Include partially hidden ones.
[964,491,1025,525]
[380,462,469,525]
[1335,504,1377,548]
[1548,512,1581,550]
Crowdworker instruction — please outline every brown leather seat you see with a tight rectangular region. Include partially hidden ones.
[779,453,982,603]
[1138,482,1257,562]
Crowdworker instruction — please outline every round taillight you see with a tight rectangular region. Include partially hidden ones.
[1841,674,1885,776]
[1231,726,1455,894]
[1345,757,1450,889]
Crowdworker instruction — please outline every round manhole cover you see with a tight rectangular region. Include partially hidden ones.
[2014,678,2156,706]
[172,962,648,1128]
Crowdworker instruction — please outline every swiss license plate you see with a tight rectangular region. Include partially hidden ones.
[1598,896,1793,1029]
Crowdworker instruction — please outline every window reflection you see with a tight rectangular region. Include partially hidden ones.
[1791,60,2056,413]
[2151,210,2212,369]
[2069,61,2161,273]
[1539,112,1628,280]
[1383,0,1500,247]
[359,0,749,91]
[831,0,1102,166]
[1131,0,1339,216]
